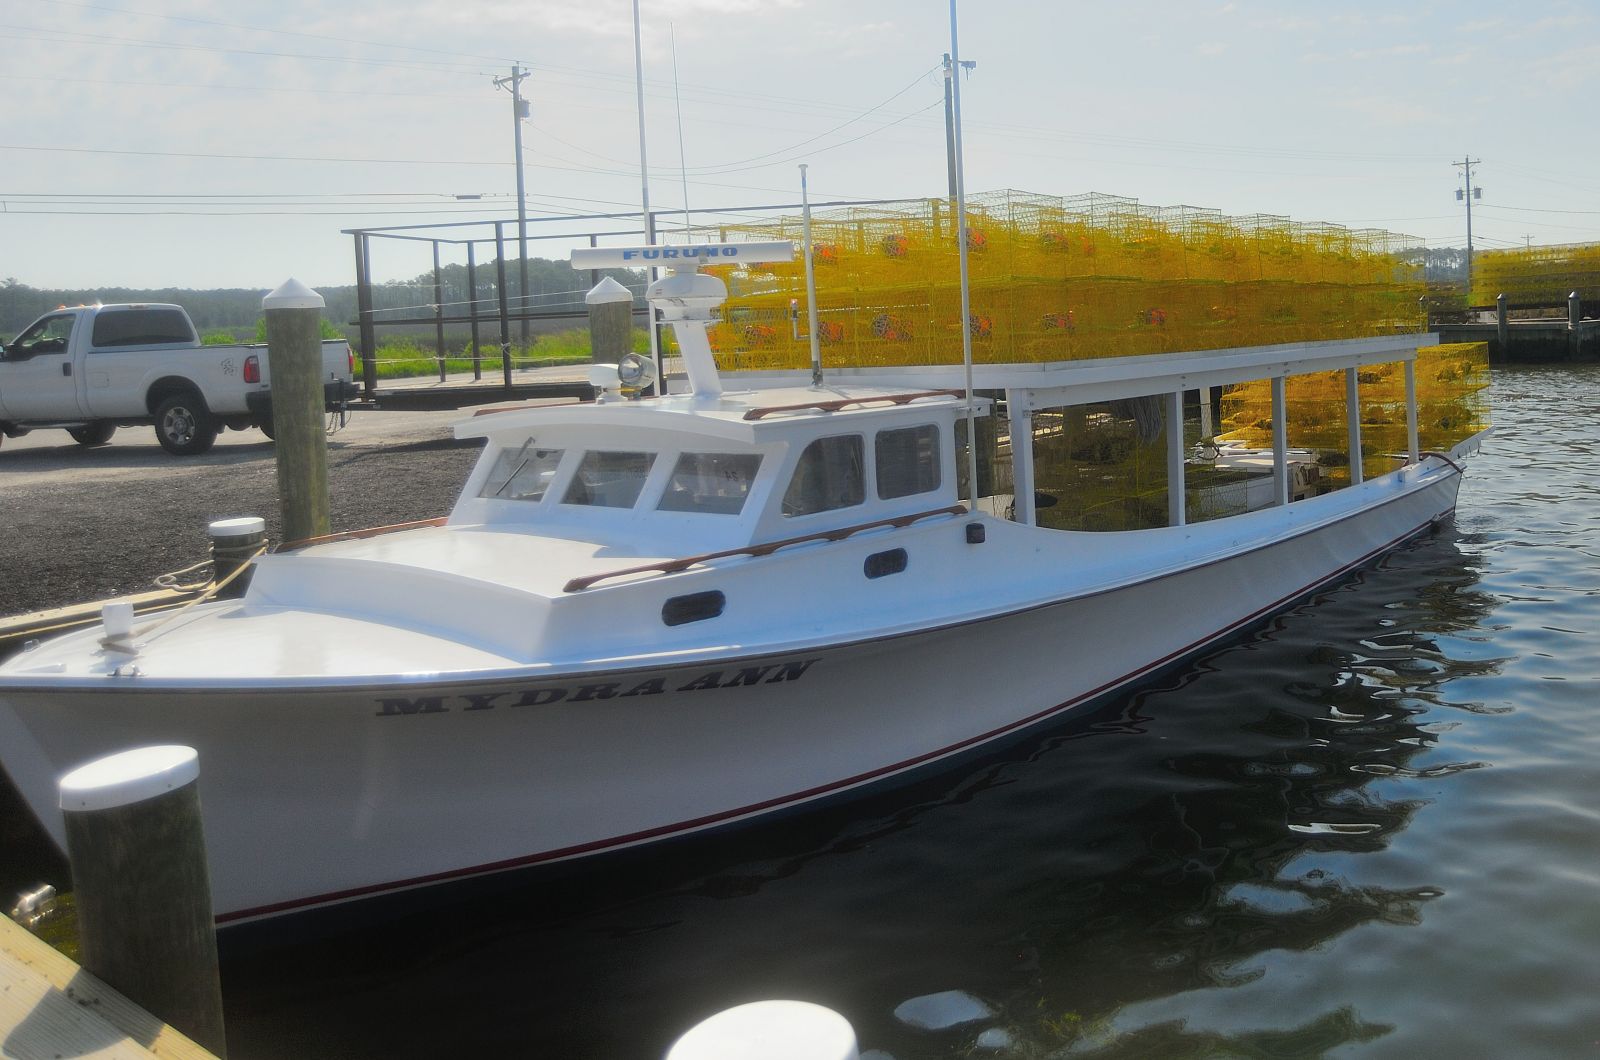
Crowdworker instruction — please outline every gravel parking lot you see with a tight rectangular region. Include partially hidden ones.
[0,407,486,616]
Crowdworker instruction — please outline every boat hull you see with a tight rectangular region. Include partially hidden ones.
[0,470,1461,924]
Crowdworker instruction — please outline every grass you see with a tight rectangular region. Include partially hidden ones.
[201,325,654,380]
[365,327,651,380]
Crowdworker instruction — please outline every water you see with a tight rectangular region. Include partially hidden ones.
[13,365,1600,1057]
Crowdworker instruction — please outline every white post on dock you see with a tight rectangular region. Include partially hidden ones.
[666,1000,858,1060]
[1271,376,1289,506]
[59,745,226,1056]
[1344,366,1364,486]
[264,278,331,543]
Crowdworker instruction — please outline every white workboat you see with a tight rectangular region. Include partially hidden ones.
[0,242,1479,926]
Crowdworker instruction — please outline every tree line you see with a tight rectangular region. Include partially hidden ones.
[0,258,645,342]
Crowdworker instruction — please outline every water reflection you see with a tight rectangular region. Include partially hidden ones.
[222,525,1500,1059]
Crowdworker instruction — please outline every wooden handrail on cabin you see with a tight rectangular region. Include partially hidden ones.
[562,504,969,593]
[742,389,967,421]
[472,398,592,417]
[275,517,448,553]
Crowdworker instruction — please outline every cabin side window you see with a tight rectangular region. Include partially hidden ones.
[658,453,763,515]
[564,451,657,508]
[782,434,864,517]
[479,442,564,502]
[875,424,941,499]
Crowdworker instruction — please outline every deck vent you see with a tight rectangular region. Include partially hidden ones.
[965,523,986,544]
[863,548,908,579]
[663,590,726,627]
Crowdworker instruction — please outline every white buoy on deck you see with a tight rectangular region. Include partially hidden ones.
[665,1000,858,1060]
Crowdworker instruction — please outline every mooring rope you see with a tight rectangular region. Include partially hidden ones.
[101,544,269,655]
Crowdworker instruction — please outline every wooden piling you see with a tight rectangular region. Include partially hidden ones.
[586,277,634,364]
[263,279,330,544]
[59,746,226,1056]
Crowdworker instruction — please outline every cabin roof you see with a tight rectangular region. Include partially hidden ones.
[454,385,977,444]
[720,334,1436,408]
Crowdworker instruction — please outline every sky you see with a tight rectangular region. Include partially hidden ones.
[5,0,1599,293]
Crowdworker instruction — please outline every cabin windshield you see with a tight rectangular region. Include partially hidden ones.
[480,443,564,501]
[658,452,762,515]
[564,451,656,508]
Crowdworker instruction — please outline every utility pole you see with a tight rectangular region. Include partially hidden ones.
[1453,156,1481,293]
[942,53,975,203]
[495,64,532,348]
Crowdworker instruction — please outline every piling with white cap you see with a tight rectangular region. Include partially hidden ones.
[263,278,330,544]
[665,1000,858,1060]
[59,745,226,1056]
[208,515,267,596]
[587,276,636,371]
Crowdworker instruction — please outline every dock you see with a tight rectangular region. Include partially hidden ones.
[352,359,594,411]
[1436,317,1600,361]
[0,914,217,1060]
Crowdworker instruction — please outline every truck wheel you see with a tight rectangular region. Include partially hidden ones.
[68,421,117,447]
[257,417,275,441]
[154,392,219,456]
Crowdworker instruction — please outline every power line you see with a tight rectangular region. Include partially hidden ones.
[683,65,939,173]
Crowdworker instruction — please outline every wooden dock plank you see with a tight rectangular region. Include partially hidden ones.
[0,915,217,1059]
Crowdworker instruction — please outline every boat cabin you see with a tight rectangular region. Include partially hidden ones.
[451,387,982,560]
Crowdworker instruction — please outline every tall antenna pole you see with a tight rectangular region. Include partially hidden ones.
[948,0,978,512]
[1454,156,1480,293]
[632,1,663,385]
[800,163,822,388]
[494,65,532,348]
[671,23,692,235]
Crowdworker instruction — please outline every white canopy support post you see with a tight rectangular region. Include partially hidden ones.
[1345,366,1364,486]
[1165,390,1185,527]
[1271,375,1289,506]
[1007,393,1036,525]
[1404,360,1420,463]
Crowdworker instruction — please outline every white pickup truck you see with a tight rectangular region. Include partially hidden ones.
[0,303,357,456]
